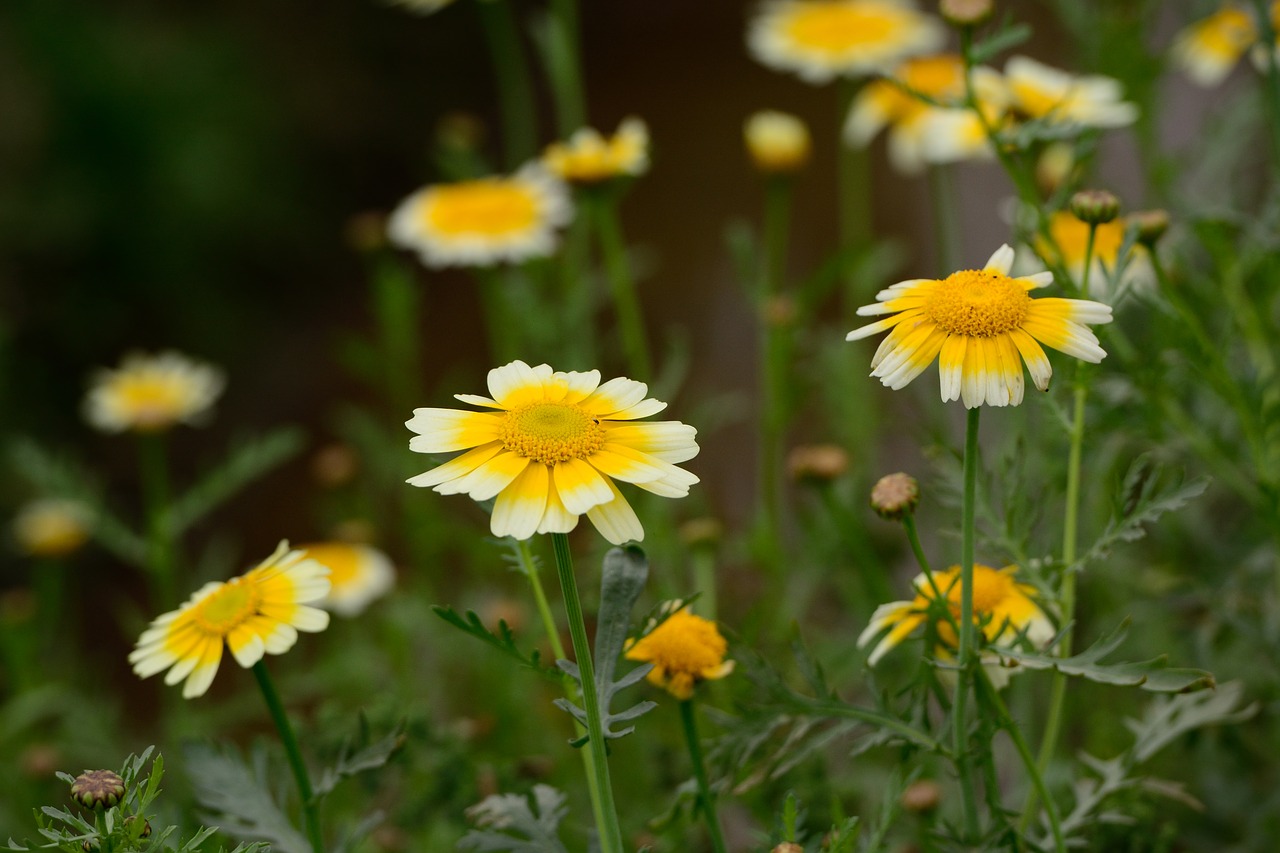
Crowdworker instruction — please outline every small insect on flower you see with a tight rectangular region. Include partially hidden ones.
[542,118,650,184]
[625,608,734,700]
[129,542,330,699]
[297,541,396,617]
[748,0,945,84]
[84,351,225,434]
[845,244,1113,407]
[406,360,699,545]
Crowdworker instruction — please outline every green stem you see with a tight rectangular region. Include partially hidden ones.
[837,79,872,304]
[680,699,728,853]
[252,661,324,853]
[558,215,596,368]
[550,533,623,853]
[953,406,982,841]
[137,433,174,609]
[590,192,652,379]
[372,256,422,416]
[759,176,794,566]
[928,165,961,273]
[544,0,587,136]
[691,543,718,622]
[474,267,521,363]
[477,0,538,170]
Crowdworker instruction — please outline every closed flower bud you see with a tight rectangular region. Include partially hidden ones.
[939,0,993,27]
[1131,208,1170,246]
[745,111,811,174]
[901,779,942,813]
[788,444,850,483]
[870,472,920,519]
[70,770,125,810]
[1069,189,1120,226]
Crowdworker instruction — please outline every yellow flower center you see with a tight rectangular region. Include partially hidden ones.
[944,565,1017,613]
[783,3,906,55]
[117,378,187,428]
[1196,8,1256,59]
[501,402,605,465]
[923,269,1031,338]
[423,180,539,237]
[195,578,260,635]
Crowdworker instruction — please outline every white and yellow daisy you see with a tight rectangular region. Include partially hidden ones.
[13,499,90,558]
[543,118,649,184]
[406,360,699,545]
[845,244,1113,407]
[387,163,572,268]
[129,542,330,699]
[744,110,812,173]
[624,607,734,700]
[298,541,396,617]
[1035,211,1150,300]
[1172,4,1262,86]
[84,351,225,434]
[1004,55,1138,129]
[748,0,945,84]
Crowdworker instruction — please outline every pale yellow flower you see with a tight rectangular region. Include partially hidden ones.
[129,542,330,699]
[1172,4,1272,86]
[298,541,396,617]
[84,351,225,434]
[406,360,699,545]
[748,0,945,84]
[12,500,90,558]
[387,163,572,268]
[624,608,734,699]
[744,110,812,173]
[1004,55,1137,129]
[846,244,1112,407]
[543,118,649,184]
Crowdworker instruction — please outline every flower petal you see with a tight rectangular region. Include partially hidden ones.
[491,461,550,541]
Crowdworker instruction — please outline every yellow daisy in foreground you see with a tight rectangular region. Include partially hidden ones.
[84,351,225,434]
[129,542,330,699]
[744,110,812,173]
[845,244,1113,408]
[299,541,396,617]
[406,360,699,545]
[748,0,945,84]
[625,608,734,700]
[13,499,90,558]
[857,564,1054,668]
[387,163,572,268]
[543,118,649,184]
[1004,55,1138,129]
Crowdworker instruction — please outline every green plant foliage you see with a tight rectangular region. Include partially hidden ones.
[431,606,557,680]
[313,715,406,799]
[1079,457,1210,570]
[182,743,310,853]
[455,785,571,853]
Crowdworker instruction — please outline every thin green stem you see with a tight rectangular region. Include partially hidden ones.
[759,176,794,565]
[477,0,538,170]
[691,543,718,622]
[137,432,174,609]
[680,699,728,853]
[252,662,323,853]
[837,79,872,303]
[558,215,596,368]
[902,512,943,600]
[372,257,422,416]
[550,533,623,853]
[590,192,652,379]
[953,406,982,841]
[474,267,521,364]
[928,165,961,273]
[544,0,587,136]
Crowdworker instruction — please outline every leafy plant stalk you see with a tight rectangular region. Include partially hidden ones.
[679,699,728,853]
[590,192,652,379]
[251,661,324,853]
[953,406,982,839]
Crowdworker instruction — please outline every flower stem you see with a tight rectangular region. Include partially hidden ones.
[252,661,324,853]
[474,267,521,364]
[590,192,652,379]
[758,175,794,567]
[550,532,623,853]
[679,699,728,853]
[928,164,961,273]
[543,0,587,136]
[137,432,174,609]
[837,79,871,303]
[477,0,538,170]
[952,406,982,841]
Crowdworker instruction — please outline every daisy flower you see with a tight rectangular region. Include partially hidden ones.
[543,118,650,184]
[748,0,945,84]
[1004,55,1138,129]
[406,360,699,545]
[298,541,396,617]
[129,542,330,699]
[845,244,1113,408]
[12,499,90,558]
[744,110,812,173]
[387,163,572,268]
[624,607,734,699]
[1172,3,1274,86]
[84,351,225,434]
[857,563,1055,668]
[1035,211,1150,300]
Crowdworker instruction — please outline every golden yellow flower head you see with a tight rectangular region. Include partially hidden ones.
[857,563,1054,667]
[846,244,1113,407]
[1172,3,1271,87]
[13,499,90,558]
[84,351,225,434]
[129,542,330,699]
[387,163,572,268]
[406,360,699,545]
[297,541,396,617]
[748,0,945,84]
[1035,211,1150,300]
[744,110,812,173]
[625,607,734,699]
[543,118,649,184]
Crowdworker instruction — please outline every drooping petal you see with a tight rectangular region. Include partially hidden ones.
[585,481,644,545]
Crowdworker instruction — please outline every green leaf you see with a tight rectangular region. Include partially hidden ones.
[1080,457,1209,569]
[313,717,406,800]
[456,785,570,853]
[969,21,1033,65]
[431,606,557,679]
[990,619,1215,692]
[1126,681,1257,763]
[183,743,310,853]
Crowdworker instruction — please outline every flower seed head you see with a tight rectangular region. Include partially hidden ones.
[901,779,943,813]
[70,770,125,810]
[939,0,993,28]
[1131,208,1170,246]
[870,472,920,519]
[1069,189,1121,225]
[788,444,850,483]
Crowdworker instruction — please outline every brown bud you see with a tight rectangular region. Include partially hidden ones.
[901,779,942,813]
[772,844,805,853]
[764,294,799,327]
[870,472,920,520]
[312,442,360,488]
[1130,209,1170,246]
[788,444,850,483]
[1069,189,1120,226]
[939,0,994,27]
[70,770,125,810]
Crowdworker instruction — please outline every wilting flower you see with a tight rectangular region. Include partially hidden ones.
[748,0,945,84]
[624,607,734,699]
[1172,3,1276,86]
[543,118,649,184]
[844,54,1006,173]
[845,244,1113,407]
[84,351,225,434]
[13,499,90,558]
[1034,211,1150,299]
[129,542,330,698]
[1004,55,1138,129]
[857,563,1054,669]
[387,163,571,268]
[406,360,699,544]
[744,110,812,173]
[299,541,396,617]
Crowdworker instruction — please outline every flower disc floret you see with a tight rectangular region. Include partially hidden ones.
[624,608,734,699]
[923,269,1031,337]
[502,403,606,464]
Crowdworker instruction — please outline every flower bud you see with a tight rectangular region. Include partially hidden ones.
[1069,189,1120,226]
[680,517,723,548]
[772,844,805,853]
[901,779,942,813]
[1130,209,1170,247]
[70,770,125,810]
[124,816,152,838]
[745,111,811,174]
[870,472,920,520]
[939,0,993,27]
[788,444,850,483]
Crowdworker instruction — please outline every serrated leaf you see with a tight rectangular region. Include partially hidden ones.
[313,718,405,800]
[991,619,1215,692]
[183,743,310,853]
[1080,458,1209,569]
[431,607,556,679]
[456,784,570,853]
[167,428,305,536]
[1126,681,1257,763]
